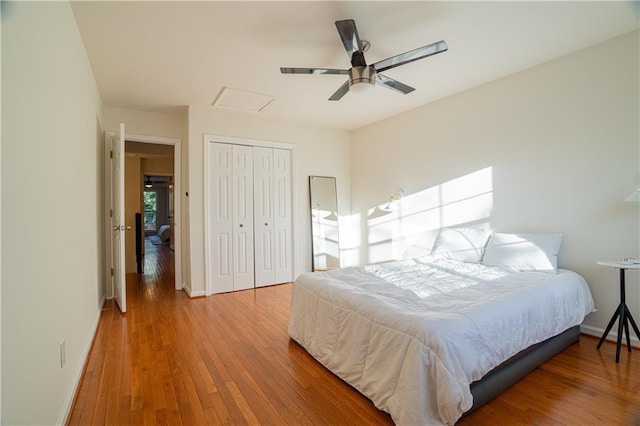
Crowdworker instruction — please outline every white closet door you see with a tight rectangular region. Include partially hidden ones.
[253,147,276,287]
[209,143,234,293]
[273,148,293,283]
[232,144,255,291]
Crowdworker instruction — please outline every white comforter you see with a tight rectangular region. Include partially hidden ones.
[288,257,595,425]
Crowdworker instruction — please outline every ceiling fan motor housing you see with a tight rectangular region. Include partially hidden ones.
[349,66,376,88]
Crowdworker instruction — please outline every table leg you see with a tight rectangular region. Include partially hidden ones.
[624,314,632,353]
[597,307,621,349]
[616,303,624,362]
[625,306,640,342]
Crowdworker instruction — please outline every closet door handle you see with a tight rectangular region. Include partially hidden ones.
[239,224,244,228]
[264,223,268,226]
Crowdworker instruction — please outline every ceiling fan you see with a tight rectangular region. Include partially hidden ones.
[280,19,448,101]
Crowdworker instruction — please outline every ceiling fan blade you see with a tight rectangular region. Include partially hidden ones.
[280,67,349,75]
[335,19,365,66]
[328,81,350,101]
[373,40,448,73]
[376,74,415,95]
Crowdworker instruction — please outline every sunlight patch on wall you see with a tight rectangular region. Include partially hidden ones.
[365,167,494,264]
[312,207,340,270]
[339,213,361,267]
[440,168,493,227]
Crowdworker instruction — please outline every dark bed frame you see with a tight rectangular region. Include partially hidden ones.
[467,325,580,413]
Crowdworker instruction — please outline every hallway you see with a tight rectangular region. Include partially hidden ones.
[131,238,176,301]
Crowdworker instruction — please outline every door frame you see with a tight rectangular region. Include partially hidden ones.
[203,134,296,296]
[104,132,183,298]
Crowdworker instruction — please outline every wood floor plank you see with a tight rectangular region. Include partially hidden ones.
[67,238,640,425]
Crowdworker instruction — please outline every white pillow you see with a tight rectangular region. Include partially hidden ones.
[482,232,563,272]
[431,227,491,263]
[158,224,171,242]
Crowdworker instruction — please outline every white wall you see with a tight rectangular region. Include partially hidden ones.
[103,106,187,141]
[351,31,639,338]
[2,2,104,424]
[187,106,351,295]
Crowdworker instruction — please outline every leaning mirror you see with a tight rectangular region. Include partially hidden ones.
[309,176,340,271]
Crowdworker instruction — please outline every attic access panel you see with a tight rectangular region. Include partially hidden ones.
[212,87,276,113]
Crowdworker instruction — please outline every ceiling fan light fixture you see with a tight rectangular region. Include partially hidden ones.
[280,19,447,101]
[348,66,376,93]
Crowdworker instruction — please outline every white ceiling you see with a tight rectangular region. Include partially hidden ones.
[71,1,639,131]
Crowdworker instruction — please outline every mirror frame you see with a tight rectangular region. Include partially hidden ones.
[309,176,340,272]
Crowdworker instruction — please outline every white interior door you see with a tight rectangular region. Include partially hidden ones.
[254,147,276,287]
[274,149,293,283]
[112,123,127,312]
[232,145,255,291]
[209,143,234,293]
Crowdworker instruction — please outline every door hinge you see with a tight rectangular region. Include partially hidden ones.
[110,209,113,218]
[110,150,113,159]
[111,268,114,276]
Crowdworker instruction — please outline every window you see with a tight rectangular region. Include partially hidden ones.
[144,190,158,231]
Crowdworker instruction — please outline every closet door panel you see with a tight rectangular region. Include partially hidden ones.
[274,148,293,283]
[253,147,276,287]
[207,142,292,294]
[232,145,255,291]
[209,143,234,293]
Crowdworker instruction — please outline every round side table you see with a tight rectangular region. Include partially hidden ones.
[596,261,640,362]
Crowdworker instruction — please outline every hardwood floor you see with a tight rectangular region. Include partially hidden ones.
[68,242,640,425]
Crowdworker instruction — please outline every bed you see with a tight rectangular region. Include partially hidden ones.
[288,229,595,425]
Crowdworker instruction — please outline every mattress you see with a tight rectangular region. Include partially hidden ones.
[288,256,595,425]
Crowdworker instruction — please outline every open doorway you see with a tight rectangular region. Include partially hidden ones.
[141,175,176,283]
[143,175,173,242]
[121,137,181,294]
[124,142,174,285]
[104,127,182,312]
